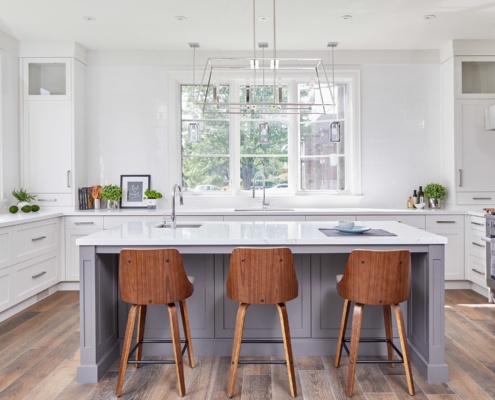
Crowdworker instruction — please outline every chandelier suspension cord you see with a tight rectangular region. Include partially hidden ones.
[273,0,277,100]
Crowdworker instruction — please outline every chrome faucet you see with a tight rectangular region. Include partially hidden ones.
[168,183,183,229]
[252,171,269,208]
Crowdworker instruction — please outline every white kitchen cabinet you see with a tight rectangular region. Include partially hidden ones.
[426,215,464,280]
[1,217,62,321]
[466,215,488,288]
[357,214,425,230]
[456,100,495,195]
[0,226,13,270]
[305,215,356,222]
[441,52,495,206]
[65,216,104,281]
[21,57,86,207]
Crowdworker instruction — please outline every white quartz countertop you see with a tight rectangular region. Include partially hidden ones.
[76,220,448,247]
[0,210,63,228]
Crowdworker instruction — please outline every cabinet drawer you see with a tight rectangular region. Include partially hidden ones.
[305,215,357,222]
[103,215,161,230]
[65,216,104,230]
[359,215,425,229]
[0,226,13,270]
[13,219,59,263]
[426,215,464,229]
[470,257,487,288]
[469,215,486,232]
[470,229,487,260]
[15,252,58,300]
[0,267,12,312]
[34,194,73,207]
[457,192,495,205]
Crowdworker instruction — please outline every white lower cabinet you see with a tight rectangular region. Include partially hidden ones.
[466,215,488,288]
[0,217,61,319]
[426,215,465,280]
[65,216,104,281]
[14,251,59,302]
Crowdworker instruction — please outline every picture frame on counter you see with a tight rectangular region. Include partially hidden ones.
[120,175,150,208]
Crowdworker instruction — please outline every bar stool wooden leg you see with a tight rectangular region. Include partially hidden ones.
[168,302,186,397]
[135,305,147,368]
[179,300,195,368]
[346,303,364,397]
[383,305,395,367]
[228,302,249,398]
[392,304,415,396]
[335,299,351,367]
[116,304,139,397]
[277,303,297,397]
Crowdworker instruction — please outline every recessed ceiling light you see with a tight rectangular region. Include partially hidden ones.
[424,14,436,20]
[82,16,96,23]
[341,15,353,20]
[175,16,187,22]
[258,16,270,22]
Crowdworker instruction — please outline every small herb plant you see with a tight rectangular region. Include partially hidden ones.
[12,188,37,203]
[144,189,163,199]
[424,183,446,200]
[101,184,122,201]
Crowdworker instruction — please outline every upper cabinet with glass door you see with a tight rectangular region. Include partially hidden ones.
[22,58,72,100]
[456,56,495,99]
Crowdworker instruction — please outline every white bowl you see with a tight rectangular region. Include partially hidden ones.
[338,221,355,229]
[414,203,425,209]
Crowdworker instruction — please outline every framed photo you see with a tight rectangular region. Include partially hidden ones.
[120,175,150,208]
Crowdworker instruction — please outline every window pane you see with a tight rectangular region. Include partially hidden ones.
[181,84,230,192]
[182,156,230,191]
[240,121,288,155]
[240,157,288,190]
[299,83,347,192]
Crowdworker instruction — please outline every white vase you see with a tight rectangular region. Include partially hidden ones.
[145,199,158,209]
[107,200,119,210]
[428,198,441,209]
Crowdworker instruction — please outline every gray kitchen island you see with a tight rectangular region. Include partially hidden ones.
[76,219,448,385]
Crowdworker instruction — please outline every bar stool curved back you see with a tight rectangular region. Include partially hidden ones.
[226,247,299,398]
[334,249,414,397]
[116,248,194,397]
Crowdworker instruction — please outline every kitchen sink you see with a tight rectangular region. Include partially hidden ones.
[154,223,203,229]
[234,207,294,212]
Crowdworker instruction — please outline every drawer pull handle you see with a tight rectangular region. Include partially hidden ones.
[31,236,47,241]
[67,170,71,188]
[75,222,94,225]
[32,271,47,279]
[472,269,485,276]
[37,198,57,202]
[473,197,492,200]
[471,222,484,226]
[436,221,456,224]
[472,242,485,248]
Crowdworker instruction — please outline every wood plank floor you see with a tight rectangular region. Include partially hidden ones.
[1,289,494,399]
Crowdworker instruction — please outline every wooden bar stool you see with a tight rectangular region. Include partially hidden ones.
[226,247,299,398]
[334,249,415,397]
[116,248,195,397]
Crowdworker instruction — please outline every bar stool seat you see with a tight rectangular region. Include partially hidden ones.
[334,249,415,397]
[116,248,195,397]
[226,247,299,398]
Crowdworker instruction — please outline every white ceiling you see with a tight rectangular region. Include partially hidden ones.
[1,0,495,52]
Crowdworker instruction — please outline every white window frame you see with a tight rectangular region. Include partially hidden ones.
[168,70,361,202]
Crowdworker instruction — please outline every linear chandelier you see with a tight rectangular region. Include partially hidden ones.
[194,0,337,115]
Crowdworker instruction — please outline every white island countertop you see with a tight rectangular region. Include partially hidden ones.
[76,220,447,247]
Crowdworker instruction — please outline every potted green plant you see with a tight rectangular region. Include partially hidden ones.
[424,183,446,209]
[101,184,122,210]
[144,189,163,209]
[11,188,39,213]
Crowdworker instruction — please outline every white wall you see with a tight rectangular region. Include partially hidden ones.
[85,52,442,209]
[0,37,20,205]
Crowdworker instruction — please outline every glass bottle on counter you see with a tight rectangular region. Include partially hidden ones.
[418,186,425,204]
[412,190,418,205]
[407,196,413,209]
